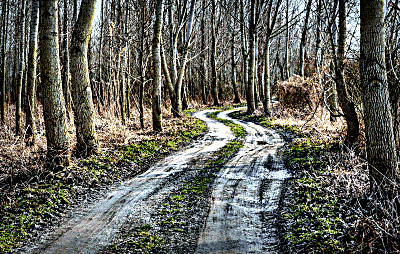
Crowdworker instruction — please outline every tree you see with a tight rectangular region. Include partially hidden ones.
[263,0,282,116]
[39,0,70,170]
[231,4,241,104]
[246,0,257,114]
[70,0,99,157]
[332,0,359,145]
[152,0,163,131]
[26,0,40,145]
[211,0,219,106]
[62,0,71,118]
[299,0,312,78]
[161,0,197,117]
[1,0,9,123]
[360,0,399,187]
[16,0,26,136]
[200,0,208,104]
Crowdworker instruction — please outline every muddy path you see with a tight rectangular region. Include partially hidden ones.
[195,110,291,254]
[23,109,291,254]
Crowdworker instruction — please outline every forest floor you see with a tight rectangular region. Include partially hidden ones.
[1,102,399,253]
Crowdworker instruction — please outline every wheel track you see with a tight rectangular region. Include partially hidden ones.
[195,109,291,254]
[24,110,234,254]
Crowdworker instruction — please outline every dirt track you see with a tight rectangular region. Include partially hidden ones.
[23,109,290,254]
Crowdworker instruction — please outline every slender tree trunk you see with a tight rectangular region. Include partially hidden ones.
[16,0,26,136]
[139,0,146,128]
[247,0,257,114]
[1,0,9,123]
[285,0,289,79]
[98,0,103,104]
[200,0,207,104]
[70,0,98,157]
[299,0,312,77]
[152,0,163,131]
[315,0,321,70]
[119,1,129,124]
[232,17,241,103]
[263,35,272,116]
[360,0,399,187]
[240,0,248,95]
[39,0,70,170]
[174,0,196,114]
[63,0,71,119]
[26,0,39,145]
[211,0,219,106]
[334,0,359,145]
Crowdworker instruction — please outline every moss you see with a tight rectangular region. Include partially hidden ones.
[207,111,246,139]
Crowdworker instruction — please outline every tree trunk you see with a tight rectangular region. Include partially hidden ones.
[232,16,241,104]
[26,0,39,145]
[334,0,359,146]
[360,0,399,187]
[0,0,8,123]
[247,0,257,114]
[211,0,219,106]
[97,0,104,108]
[39,0,71,170]
[139,0,146,128]
[70,0,98,157]
[285,0,289,79]
[263,35,272,116]
[62,0,71,119]
[200,0,207,104]
[152,0,163,131]
[240,0,248,97]
[299,0,312,77]
[16,0,26,136]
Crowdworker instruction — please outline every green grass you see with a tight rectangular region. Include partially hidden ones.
[207,111,246,139]
[233,110,348,253]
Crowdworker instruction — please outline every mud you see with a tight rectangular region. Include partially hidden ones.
[21,109,291,254]
[23,110,234,254]
[195,109,291,254]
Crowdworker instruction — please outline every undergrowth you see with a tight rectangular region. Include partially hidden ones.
[240,111,400,253]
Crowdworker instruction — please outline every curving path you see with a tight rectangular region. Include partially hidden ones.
[195,109,291,254]
[25,109,290,254]
[27,110,234,254]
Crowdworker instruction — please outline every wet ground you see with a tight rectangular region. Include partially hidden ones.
[195,110,290,254]
[22,109,291,254]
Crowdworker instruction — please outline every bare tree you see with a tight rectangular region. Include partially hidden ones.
[70,0,99,156]
[1,0,9,123]
[152,0,163,131]
[360,0,399,187]
[26,0,39,145]
[39,0,71,170]
[16,0,26,136]
[62,0,71,118]
[332,0,359,145]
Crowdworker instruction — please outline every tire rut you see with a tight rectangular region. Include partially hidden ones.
[23,110,234,254]
[195,109,291,254]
